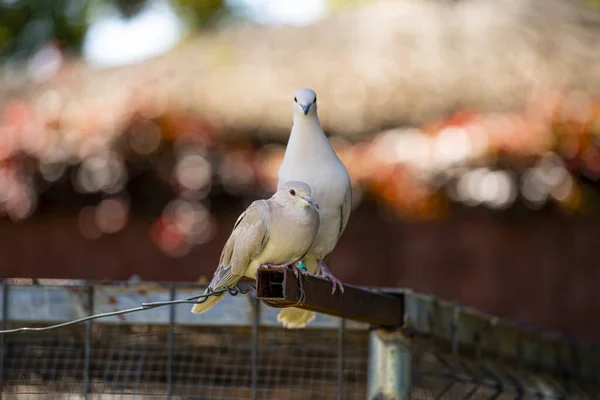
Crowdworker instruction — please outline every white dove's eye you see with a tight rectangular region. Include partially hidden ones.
[294,97,297,103]
[289,189,296,196]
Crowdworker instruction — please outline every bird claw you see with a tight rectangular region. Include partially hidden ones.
[290,261,307,279]
[318,261,345,295]
[262,263,286,270]
[328,277,345,295]
[291,266,300,279]
[287,262,307,304]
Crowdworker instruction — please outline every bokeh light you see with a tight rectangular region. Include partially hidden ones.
[95,197,129,234]
[0,0,599,256]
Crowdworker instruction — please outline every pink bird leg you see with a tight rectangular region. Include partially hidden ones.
[318,261,344,294]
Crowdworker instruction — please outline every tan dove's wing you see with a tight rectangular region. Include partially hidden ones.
[215,202,258,268]
[208,200,270,290]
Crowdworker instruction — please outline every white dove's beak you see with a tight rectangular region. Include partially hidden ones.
[300,104,311,115]
[301,195,319,210]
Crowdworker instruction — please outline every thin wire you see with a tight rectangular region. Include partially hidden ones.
[0,284,251,334]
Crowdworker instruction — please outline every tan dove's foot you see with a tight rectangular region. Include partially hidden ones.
[263,264,285,269]
[318,261,345,294]
[290,261,308,279]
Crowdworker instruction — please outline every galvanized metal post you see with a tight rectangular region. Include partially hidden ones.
[367,329,411,400]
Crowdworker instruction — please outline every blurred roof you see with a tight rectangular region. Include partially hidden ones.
[3,0,600,138]
[1,0,600,255]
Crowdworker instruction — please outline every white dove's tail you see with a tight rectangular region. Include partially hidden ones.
[191,288,225,314]
[276,255,320,329]
[277,308,316,329]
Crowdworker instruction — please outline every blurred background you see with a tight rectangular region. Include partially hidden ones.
[1,0,600,340]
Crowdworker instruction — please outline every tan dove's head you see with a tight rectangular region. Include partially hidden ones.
[293,88,318,117]
[274,181,319,210]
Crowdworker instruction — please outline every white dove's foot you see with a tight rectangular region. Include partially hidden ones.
[318,261,345,294]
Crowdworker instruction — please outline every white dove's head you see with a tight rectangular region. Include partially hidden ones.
[293,88,318,117]
[274,181,319,210]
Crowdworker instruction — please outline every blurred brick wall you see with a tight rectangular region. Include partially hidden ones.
[0,206,599,341]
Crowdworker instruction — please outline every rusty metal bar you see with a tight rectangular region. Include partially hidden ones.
[256,266,404,327]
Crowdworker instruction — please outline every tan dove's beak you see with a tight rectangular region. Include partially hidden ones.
[301,195,319,210]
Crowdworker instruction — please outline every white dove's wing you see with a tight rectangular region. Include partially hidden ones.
[338,182,352,241]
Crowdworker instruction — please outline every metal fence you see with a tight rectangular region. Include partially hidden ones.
[0,279,598,399]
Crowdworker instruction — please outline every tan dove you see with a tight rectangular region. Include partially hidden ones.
[276,88,352,329]
[191,181,320,314]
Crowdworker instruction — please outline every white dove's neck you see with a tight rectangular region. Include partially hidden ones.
[292,112,321,128]
[289,114,333,153]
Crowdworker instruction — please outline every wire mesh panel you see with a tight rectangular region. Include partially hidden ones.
[2,325,369,399]
[1,283,89,399]
[255,327,367,400]
[169,325,255,399]
[0,282,369,399]
[1,281,600,399]
[409,338,599,400]
[3,323,87,398]
[89,324,170,398]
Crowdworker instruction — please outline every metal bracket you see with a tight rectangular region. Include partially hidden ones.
[256,266,405,327]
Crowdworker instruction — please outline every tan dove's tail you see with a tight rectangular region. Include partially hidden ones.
[277,308,316,329]
[192,265,241,314]
[191,289,224,314]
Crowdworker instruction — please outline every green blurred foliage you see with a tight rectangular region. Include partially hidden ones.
[586,0,600,8]
[325,0,370,12]
[108,0,147,18]
[0,0,89,58]
[0,0,226,59]
[171,0,225,28]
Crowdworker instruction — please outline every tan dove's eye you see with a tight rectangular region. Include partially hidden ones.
[289,189,296,196]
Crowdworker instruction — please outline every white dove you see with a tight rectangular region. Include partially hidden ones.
[191,181,320,315]
[276,88,352,329]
